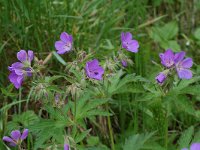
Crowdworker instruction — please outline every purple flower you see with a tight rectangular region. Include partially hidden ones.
[85,59,104,80]
[121,60,127,67]
[2,129,29,147]
[55,32,73,54]
[175,51,193,79]
[121,32,139,53]
[159,49,175,68]
[190,143,200,150]
[156,72,166,84]
[8,50,34,89]
[182,143,200,150]
[64,144,70,150]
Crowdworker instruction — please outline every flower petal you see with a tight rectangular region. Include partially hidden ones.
[121,60,127,67]
[11,130,21,141]
[177,68,192,79]
[9,72,23,89]
[21,129,28,140]
[160,49,174,68]
[156,72,166,84]
[174,51,185,63]
[17,50,27,62]
[86,59,99,71]
[3,136,15,143]
[60,32,69,43]
[127,40,139,53]
[64,144,69,150]
[28,50,34,62]
[55,41,68,54]
[190,143,200,150]
[181,58,193,68]
[121,32,125,42]
[124,32,132,41]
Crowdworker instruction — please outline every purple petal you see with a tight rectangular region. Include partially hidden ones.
[190,143,200,150]
[121,60,127,67]
[60,32,70,43]
[124,32,132,41]
[17,50,27,62]
[127,40,139,53]
[121,32,125,42]
[86,59,99,71]
[55,41,69,54]
[85,59,104,80]
[11,130,21,141]
[160,49,174,68]
[64,144,69,150]
[28,50,34,62]
[180,58,193,68]
[174,51,185,63]
[9,72,23,89]
[3,136,15,143]
[156,72,166,84]
[177,68,192,79]
[68,35,73,43]
[21,129,28,140]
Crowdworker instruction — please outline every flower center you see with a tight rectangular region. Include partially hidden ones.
[64,42,71,50]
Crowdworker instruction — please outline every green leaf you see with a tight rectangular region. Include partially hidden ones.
[178,126,194,149]
[87,136,100,146]
[162,21,178,39]
[194,27,200,40]
[75,129,91,143]
[52,51,67,65]
[160,40,180,52]
[123,132,155,150]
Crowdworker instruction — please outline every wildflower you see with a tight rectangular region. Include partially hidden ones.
[55,32,73,54]
[8,50,34,89]
[2,129,28,147]
[156,72,166,84]
[64,144,70,150]
[159,49,175,68]
[121,60,127,67]
[181,143,200,150]
[85,59,104,80]
[121,32,139,53]
[175,51,193,79]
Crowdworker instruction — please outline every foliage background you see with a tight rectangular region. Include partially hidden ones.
[1,0,200,150]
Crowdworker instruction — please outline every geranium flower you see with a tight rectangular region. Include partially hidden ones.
[121,32,139,53]
[85,59,104,80]
[8,50,34,89]
[2,129,28,147]
[55,32,73,54]
[175,51,193,79]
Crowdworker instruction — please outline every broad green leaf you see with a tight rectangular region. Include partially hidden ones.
[194,27,200,40]
[178,126,194,149]
[123,132,155,150]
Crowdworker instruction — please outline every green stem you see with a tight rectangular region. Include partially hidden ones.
[164,108,168,148]
[106,103,115,150]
